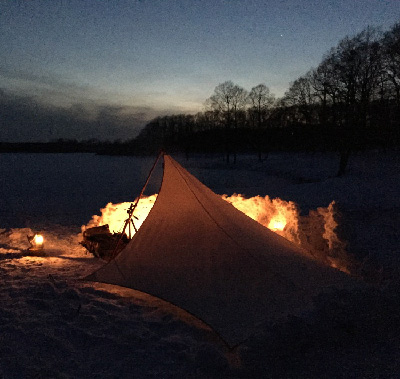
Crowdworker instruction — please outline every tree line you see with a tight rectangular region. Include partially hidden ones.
[130,23,399,174]
[3,24,398,176]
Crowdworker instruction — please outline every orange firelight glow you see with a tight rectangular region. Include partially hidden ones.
[267,215,287,231]
[83,193,349,273]
[83,195,158,236]
[223,193,300,244]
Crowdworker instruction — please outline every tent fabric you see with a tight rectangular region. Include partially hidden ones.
[86,155,355,347]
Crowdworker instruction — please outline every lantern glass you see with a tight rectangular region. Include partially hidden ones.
[28,234,44,250]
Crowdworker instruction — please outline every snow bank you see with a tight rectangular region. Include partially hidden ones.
[0,150,399,377]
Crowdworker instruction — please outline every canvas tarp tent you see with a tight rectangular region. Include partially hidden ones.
[86,155,355,347]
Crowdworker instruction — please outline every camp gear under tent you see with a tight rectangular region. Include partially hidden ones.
[86,154,355,347]
[80,225,129,260]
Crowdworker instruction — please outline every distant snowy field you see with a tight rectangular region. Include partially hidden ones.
[0,151,399,378]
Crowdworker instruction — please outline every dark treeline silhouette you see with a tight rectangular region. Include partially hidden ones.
[2,24,399,176]
[281,24,400,175]
[129,23,400,175]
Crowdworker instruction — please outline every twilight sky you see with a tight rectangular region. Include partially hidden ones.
[1,0,399,142]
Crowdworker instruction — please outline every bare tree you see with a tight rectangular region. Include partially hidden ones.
[327,27,383,175]
[382,23,400,112]
[230,84,248,163]
[206,81,247,163]
[312,53,344,127]
[248,84,275,160]
[282,72,317,125]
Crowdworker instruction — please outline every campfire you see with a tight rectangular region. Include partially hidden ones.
[82,193,350,272]
[223,194,301,244]
[84,195,158,235]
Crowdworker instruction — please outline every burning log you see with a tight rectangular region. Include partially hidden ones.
[80,224,130,261]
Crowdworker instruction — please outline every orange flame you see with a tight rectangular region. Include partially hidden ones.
[268,215,286,231]
[83,195,157,235]
[223,194,300,244]
[83,194,349,273]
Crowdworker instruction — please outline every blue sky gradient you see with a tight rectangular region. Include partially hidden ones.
[1,0,399,141]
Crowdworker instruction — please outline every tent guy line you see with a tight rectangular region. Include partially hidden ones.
[110,151,164,262]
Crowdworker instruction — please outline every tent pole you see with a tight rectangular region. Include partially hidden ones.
[131,219,138,233]
[110,150,164,259]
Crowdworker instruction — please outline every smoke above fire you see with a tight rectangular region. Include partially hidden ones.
[83,194,350,272]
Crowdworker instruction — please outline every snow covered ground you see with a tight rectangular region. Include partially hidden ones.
[0,151,399,378]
